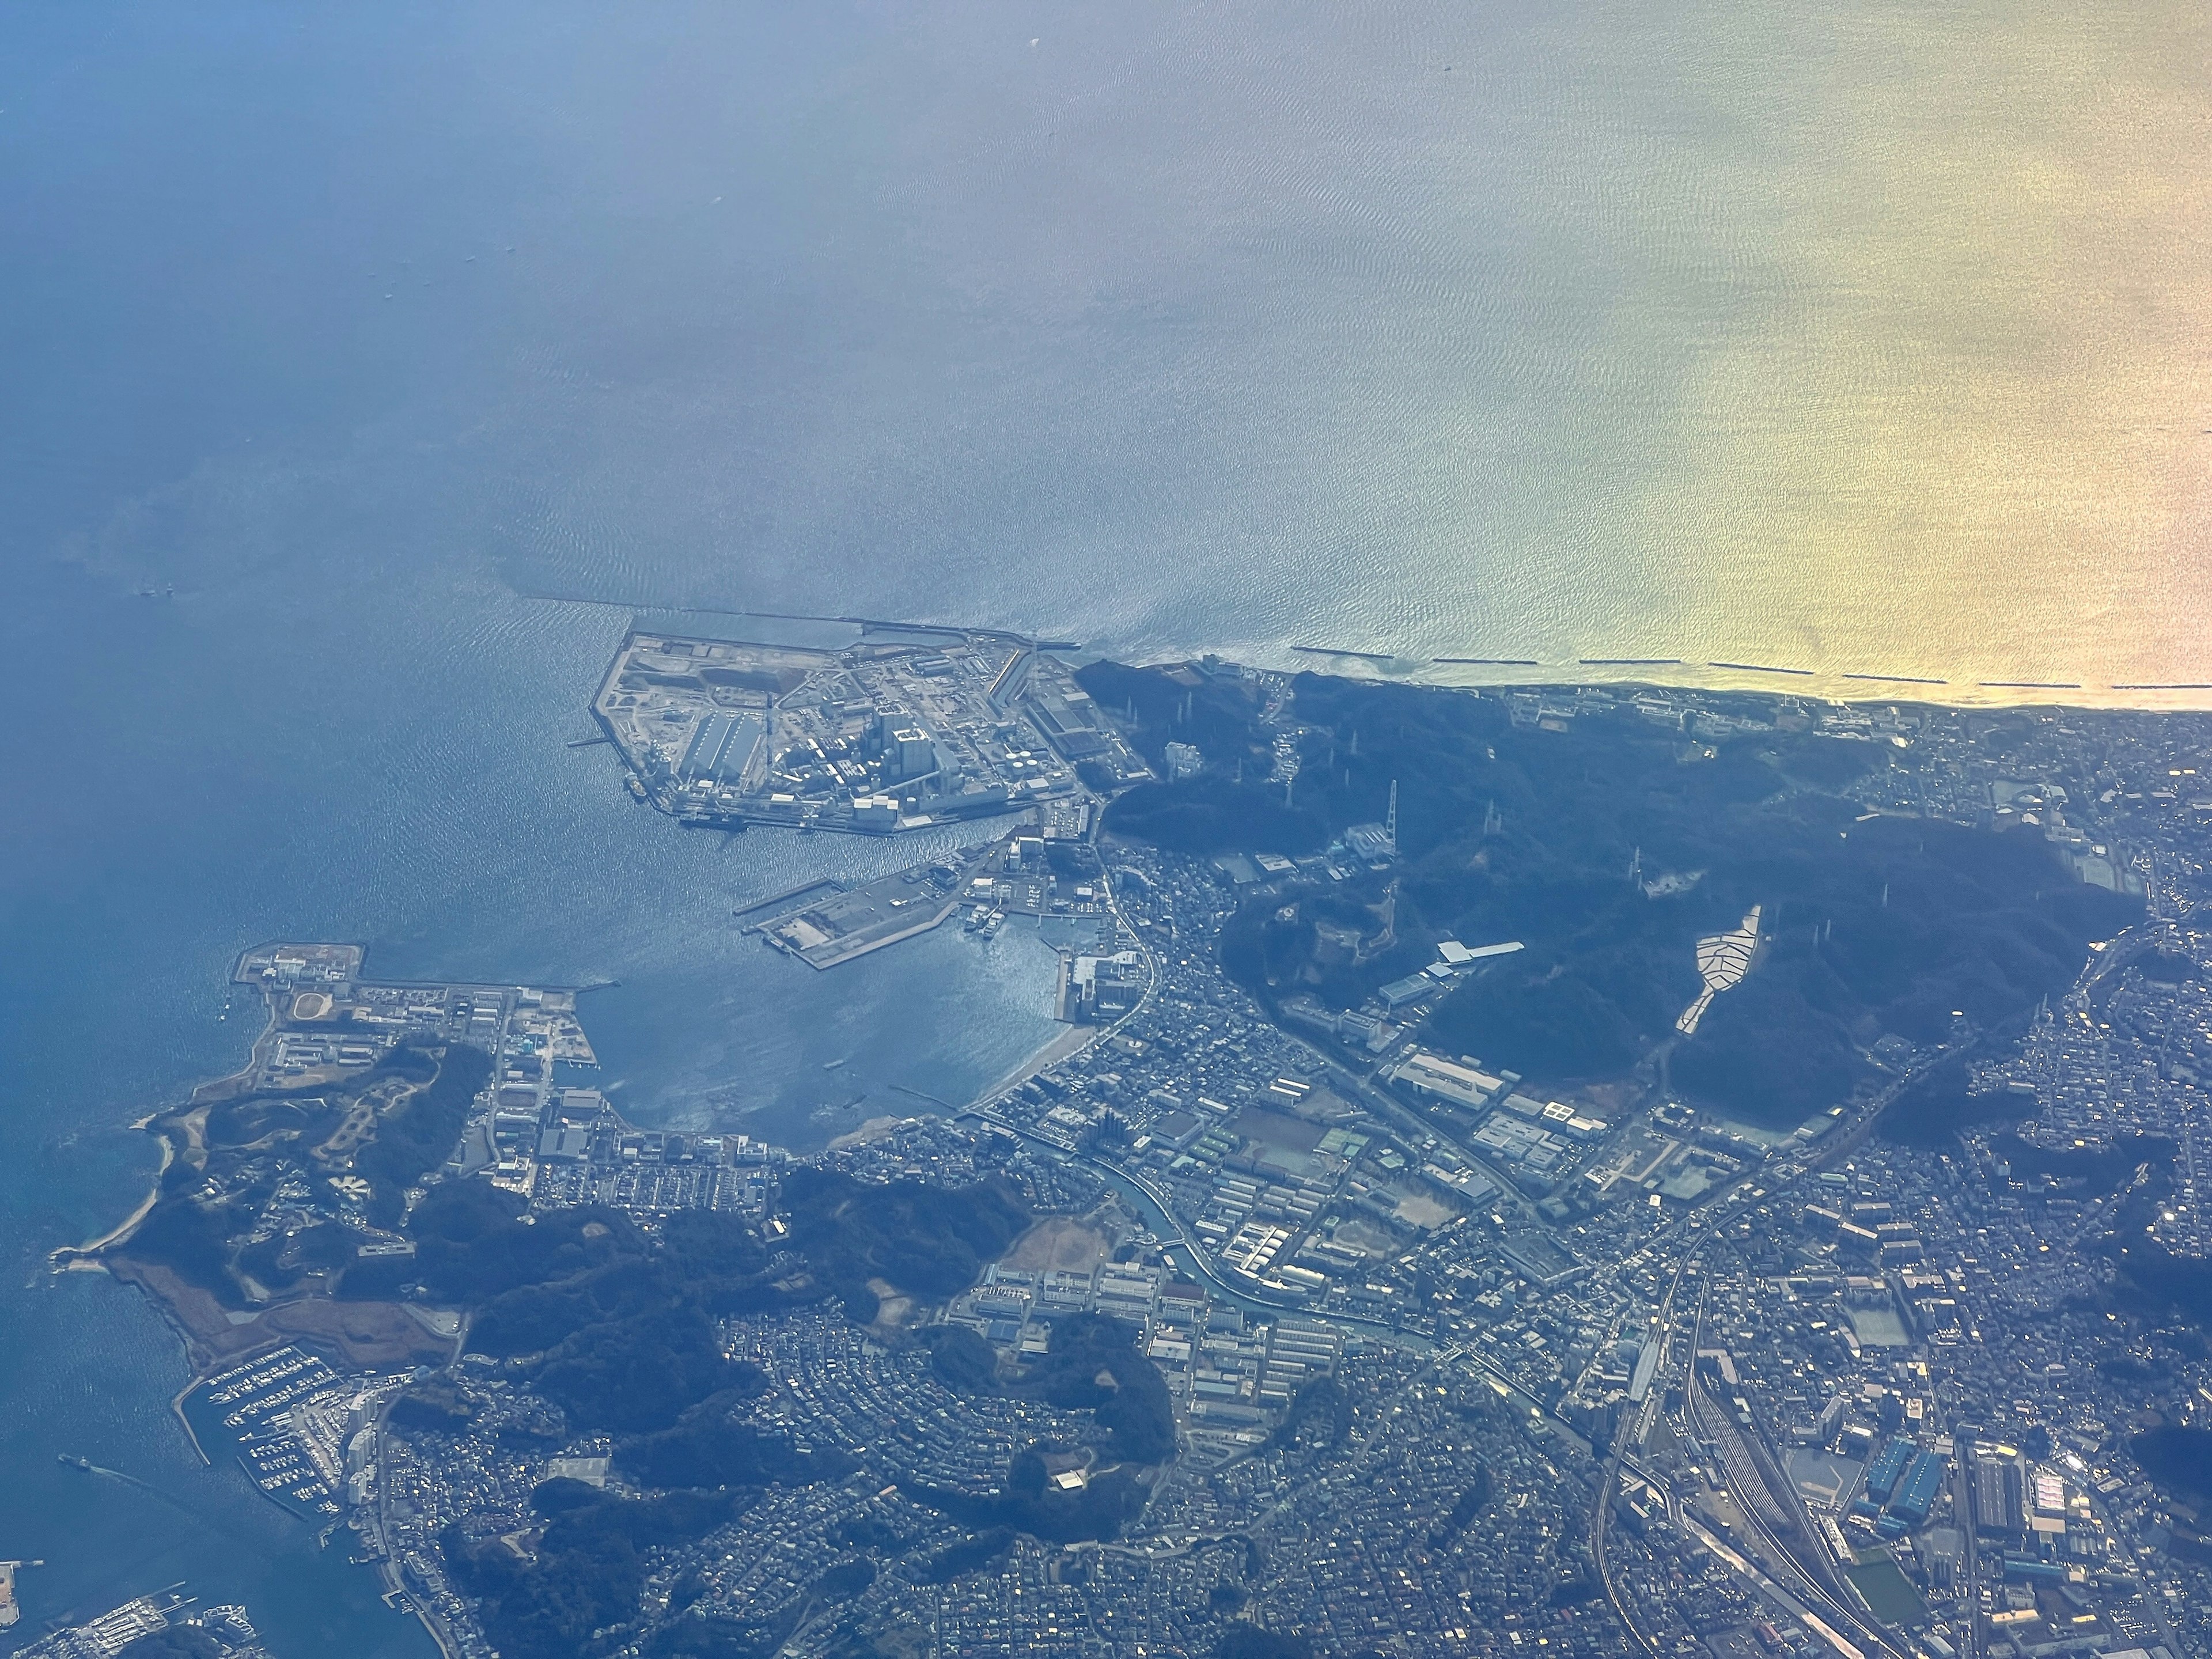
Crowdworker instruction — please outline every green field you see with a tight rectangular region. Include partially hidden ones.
[1847,1552,1929,1624]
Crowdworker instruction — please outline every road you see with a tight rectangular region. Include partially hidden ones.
[974,824,2094,1658]
[1582,1029,1970,1659]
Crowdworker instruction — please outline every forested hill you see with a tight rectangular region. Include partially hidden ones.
[1084,664,2138,1125]
[400,1169,1031,1659]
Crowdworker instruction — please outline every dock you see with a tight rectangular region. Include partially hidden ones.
[743,830,1110,972]
[732,877,845,923]
[744,855,983,971]
[171,1376,212,1466]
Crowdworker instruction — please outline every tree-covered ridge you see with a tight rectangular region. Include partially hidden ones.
[1089,666,2136,1123]
[445,1483,767,1659]
[402,1166,1200,1654]
[904,1312,1177,1543]
[922,1311,1177,1467]
[116,1042,494,1308]
[779,1165,1032,1320]
[396,1169,1036,1658]
[368,1168,1031,1438]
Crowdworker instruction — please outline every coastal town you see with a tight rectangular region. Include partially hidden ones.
[33,657,2212,1659]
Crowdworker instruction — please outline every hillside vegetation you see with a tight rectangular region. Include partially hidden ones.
[1088,667,2136,1124]
[408,1169,1031,1657]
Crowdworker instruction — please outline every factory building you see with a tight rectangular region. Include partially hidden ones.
[1388,1049,1507,1113]
[680,712,766,788]
[1974,1451,2024,1536]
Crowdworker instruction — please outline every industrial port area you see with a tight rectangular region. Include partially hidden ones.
[591,621,1147,836]
[740,827,1117,976]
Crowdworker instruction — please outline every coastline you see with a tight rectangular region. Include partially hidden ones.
[1279,658,2212,714]
[12,638,2190,1659]
[52,1130,174,1267]
[57,959,455,1375]
[58,946,295,1268]
[976,1020,1100,1109]
[52,997,266,1268]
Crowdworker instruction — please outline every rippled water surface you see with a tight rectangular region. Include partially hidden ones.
[4,0,2208,1643]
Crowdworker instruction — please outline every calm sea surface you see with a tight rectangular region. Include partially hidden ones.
[3,1,2207,1647]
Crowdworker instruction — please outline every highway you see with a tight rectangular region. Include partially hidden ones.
[964,828,2103,1659]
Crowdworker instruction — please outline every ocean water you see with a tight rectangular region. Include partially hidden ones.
[3,0,2208,1646]
[0,556,1069,1650]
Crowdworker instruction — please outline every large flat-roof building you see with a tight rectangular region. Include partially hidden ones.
[1389,1049,1506,1113]
[680,711,765,787]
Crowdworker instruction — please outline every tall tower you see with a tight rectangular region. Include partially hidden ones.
[1386,780,1398,852]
